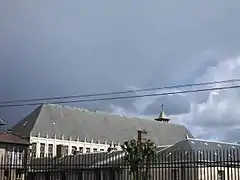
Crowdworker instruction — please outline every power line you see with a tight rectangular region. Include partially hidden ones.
[0,84,239,108]
[0,79,239,105]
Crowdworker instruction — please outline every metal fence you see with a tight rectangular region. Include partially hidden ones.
[0,149,240,180]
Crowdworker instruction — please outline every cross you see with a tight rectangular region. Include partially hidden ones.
[161,104,164,111]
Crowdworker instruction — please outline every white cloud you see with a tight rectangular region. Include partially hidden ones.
[110,55,240,143]
[171,56,240,142]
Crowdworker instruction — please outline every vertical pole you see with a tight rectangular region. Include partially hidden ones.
[137,130,142,180]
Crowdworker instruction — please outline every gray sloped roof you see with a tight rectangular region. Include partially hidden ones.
[158,138,240,162]
[11,104,194,146]
[29,151,124,171]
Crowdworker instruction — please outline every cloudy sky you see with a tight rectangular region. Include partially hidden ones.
[1,1,240,142]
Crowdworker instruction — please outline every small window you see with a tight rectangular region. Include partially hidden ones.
[40,143,45,158]
[64,146,69,155]
[72,146,77,154]
[48,144,53,157]
[100,149,104,152]
[86,148,90,153]
[79,147,83,153]
[31,143,37,157]
[217,170,224,180]
[93,148,97,152]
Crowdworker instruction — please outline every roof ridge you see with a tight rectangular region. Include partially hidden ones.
[187,138,240,146]
[31,104,45,132]
[11,104,44,137]
[44,103,183,126]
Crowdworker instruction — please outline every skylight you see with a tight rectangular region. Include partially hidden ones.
[23,121,28,126]
[166,152,172,158]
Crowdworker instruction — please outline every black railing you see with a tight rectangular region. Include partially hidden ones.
[0,149,240,180]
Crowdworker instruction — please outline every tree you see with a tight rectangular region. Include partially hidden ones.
[121,131,157,180]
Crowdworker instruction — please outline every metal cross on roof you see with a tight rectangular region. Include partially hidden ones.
[161,104,164,111]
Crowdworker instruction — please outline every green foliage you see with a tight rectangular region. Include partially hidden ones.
[121,138,157,179]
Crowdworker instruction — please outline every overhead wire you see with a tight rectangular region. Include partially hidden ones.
[0,84,239,108]
[0,78,239,105]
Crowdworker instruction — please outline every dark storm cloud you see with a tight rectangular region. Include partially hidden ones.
[1,0,240,127]
[144,95,191,116]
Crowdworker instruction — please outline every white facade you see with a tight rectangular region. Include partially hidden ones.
[30,133,121,158]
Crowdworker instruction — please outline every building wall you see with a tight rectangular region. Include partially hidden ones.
[0,143,28,180]
[0,143,27,164]
[30,136,121,157]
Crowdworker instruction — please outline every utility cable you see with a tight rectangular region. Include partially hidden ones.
[0,84,239,108]
[0,79,239,105]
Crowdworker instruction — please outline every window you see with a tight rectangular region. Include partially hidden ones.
[72,146,77,154]
[79,147,83,153]
[93,148,97,152]
[86,148,90,153]
[64,146,68,155]
[40,143,45,157]
[217,170,224,180]
[100,149,104,152]
[31,143,37,157]
[48,144,53,157]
